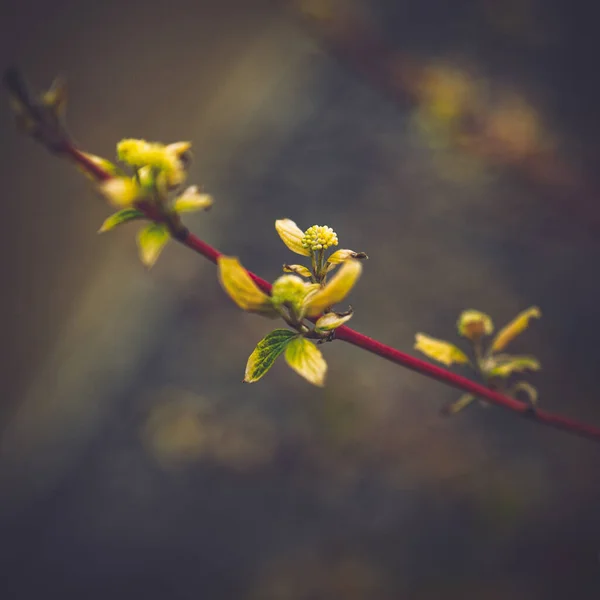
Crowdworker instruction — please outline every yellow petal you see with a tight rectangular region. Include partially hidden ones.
[283,264,312,278]
[327,249,368,264]
[414,333,470,366]
[304,259,362,317]
[275,219,310,256]
[491,306,541,352]
[217,256,275,314]
[314,310,353,332]
[98,177,141,207]
[284,337,327,387]
[173,186,213,213]
[457,309,494,341]
[136,223,170,268]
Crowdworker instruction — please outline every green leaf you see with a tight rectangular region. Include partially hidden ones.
[136,223,171,268]
[486,355,541,378]
[414,333,470,367]
[244,329,298,383]
[98,208,145,233]
[442,393,475,416]
[284,337,327,387]
[510,381,538,405]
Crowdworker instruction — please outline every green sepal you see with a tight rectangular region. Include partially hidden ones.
[244,329,298,383]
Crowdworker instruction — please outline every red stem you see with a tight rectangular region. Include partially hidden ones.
[66,145,600,443]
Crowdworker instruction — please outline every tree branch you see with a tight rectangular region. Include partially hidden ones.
[63,144,600,444]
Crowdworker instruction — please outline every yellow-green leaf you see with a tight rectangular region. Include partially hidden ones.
[98,208,145,233]
[99,177,141,207]
[217,256,276,315]
[457,309,494,340]
[487,355,541,378]
[442,394,476,416]
[275,219,310,256]
[304,259,362,317]
[414,333,470,366]
[136,223,170,268]
[327,249,368,264]
[491,306,541,352]
[284,337,327,387]
[173,185,213,213]
[315,310,353,332]
[283,264,312,278]
[244,329,298,383]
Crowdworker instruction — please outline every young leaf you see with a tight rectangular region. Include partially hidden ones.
[217,256,277,315]
[244,329,298,383]
[491,306,541,352]
[314,310,353,332]
[285,337,327,387]
[99,177,141,207]
[283,264,312,278]
[414,333,470,367]
[487,355,541,378]
[98,208,145,233]
[275,219,310,256]
[442,393,476,415]
[136,223,171,268]
[174,186,213,213]
[327,249,368,264]
[303,259,362,317]
[41,76,67,117]
[510,381,538,405]
[80,152,126,179]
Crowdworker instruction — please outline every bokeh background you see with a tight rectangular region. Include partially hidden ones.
[1,0,600,598]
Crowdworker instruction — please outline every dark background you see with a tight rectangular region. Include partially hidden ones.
[1,0,600,598]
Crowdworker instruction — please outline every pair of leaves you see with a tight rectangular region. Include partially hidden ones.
[98,207,169,268]
[245,329,327,387]
[98,186,212,267]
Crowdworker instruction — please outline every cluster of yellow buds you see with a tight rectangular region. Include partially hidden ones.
[117,138,191,190]
[301,225,339,252]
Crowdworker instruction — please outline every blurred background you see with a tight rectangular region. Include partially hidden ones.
[1,0,600,597]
